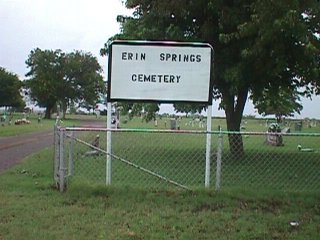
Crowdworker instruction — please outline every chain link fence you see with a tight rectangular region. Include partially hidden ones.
[54,126,320,193]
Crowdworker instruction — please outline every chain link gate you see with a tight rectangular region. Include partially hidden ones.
[54,126,320,193]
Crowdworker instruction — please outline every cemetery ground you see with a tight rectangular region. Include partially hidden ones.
[0,113,320,239]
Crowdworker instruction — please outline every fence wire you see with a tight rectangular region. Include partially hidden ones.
[216,131,320,192]
[54,127,320,193]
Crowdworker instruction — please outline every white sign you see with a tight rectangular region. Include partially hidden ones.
[108,41,213,103]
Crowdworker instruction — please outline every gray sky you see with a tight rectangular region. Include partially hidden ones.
[1,0,319,119]
[0,0,131,77]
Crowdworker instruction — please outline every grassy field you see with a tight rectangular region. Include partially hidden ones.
[2,111,317,136]
[0,113,98,137]
[1,149,320,239]
[120,115,320,133]
[1,113,320,239]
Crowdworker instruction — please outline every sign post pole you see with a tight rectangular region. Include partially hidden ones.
[205,105,212,188]
[106,101,112,185]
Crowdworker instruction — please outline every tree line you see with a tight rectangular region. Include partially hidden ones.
[0,49,105,119]
[0,67,24,110]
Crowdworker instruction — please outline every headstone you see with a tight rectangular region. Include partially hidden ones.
[170,119,176,130]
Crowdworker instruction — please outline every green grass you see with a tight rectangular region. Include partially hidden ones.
[0,113,101,137]
[120,114,320,134]
[1,148,320,239]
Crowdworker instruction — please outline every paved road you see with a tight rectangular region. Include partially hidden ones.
[0,130,54,173]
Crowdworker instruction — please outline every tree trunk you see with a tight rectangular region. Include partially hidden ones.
[61,101,67,119]
[45,107,52,119]
[275,114,282,123]
[44,103,55,119]
[223,88,248,157]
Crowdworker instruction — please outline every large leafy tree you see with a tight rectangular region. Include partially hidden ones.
[25,48,105,119]
[252,86,306,125]
[102,0,320,154]
[0,67,25,109]
[241,0,320,114]
[60,51,105,118]
[254,87,303,123]
[25,49,64,118]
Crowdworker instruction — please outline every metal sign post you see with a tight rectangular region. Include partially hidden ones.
[106,102,112,185]
[205,105,212,188]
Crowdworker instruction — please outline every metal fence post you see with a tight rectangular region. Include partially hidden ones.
[59,129,65,192]
[68,130,74,176]
[53,125,59,184]
[205,105,212,188]
[215,130,223,191]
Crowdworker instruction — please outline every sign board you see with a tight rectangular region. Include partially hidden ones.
[107,40,213,104]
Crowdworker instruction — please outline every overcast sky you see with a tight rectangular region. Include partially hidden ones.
[1,0,319,119]
[0,0,132,78]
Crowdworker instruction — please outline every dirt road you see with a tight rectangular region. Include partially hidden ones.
[0,119,106,173]
[0,130,54,173]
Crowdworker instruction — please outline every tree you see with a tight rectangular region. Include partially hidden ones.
[60,51,105,118]
[25,48,105,119]
[117,102,159,121]
[173,103,206,117]
[25,49,64,118]
[254,87,303,123]
[101,0,320,155]
[221,0,320,154]
[241,0,320,115]
[0,67,25,109]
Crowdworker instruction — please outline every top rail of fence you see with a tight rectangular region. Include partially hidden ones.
[58,126,320,137]
[62,127,207,134]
